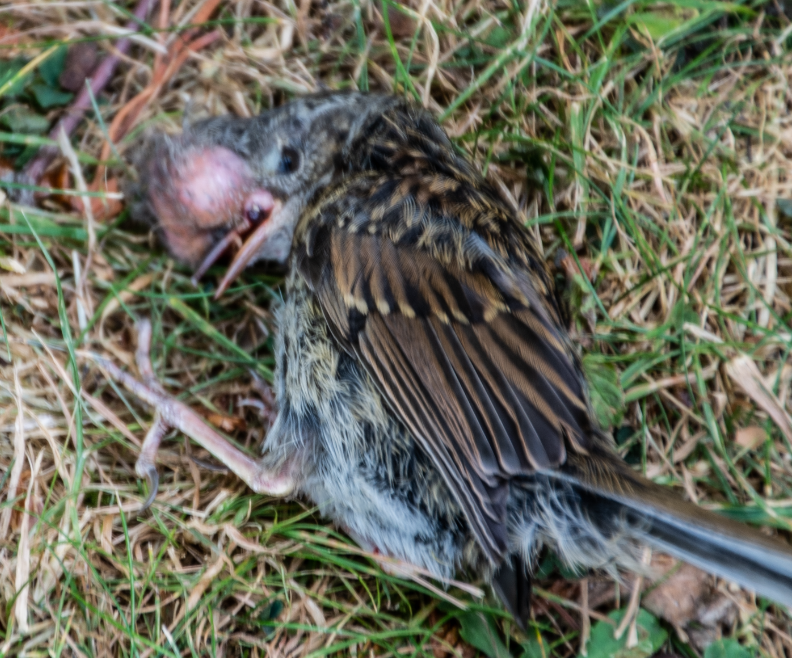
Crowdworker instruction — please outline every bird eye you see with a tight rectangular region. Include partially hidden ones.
[279,147,300,174]
[246,204,263,223]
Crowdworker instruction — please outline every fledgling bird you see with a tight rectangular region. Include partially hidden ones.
[130,91,792,625]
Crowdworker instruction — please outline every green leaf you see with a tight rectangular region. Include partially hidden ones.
[39,44,68,88]
[628,12,686,40]
[777,198,792,220]
[704,639,752,658]
[582,355,625,429]
[522,629,550,658]
[0,58,31,98]
[670,300,699,332]
[30,83,73,109]
[0,106,50,134]
[457,610,510,658]
[486,26,513,48]
[583,608,667,658]
[255,597,284,636]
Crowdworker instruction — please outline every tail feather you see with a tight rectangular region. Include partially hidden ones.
[562,451,792,607]
[492,560,532,630]
[615,494,792,606]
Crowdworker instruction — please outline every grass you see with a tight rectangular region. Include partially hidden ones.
[1,0,792,656]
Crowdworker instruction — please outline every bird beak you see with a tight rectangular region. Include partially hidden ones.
[214,199,283,299]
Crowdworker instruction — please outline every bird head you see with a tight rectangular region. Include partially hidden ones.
[134,91,400,296]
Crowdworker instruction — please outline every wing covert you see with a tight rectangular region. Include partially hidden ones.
[296,198,593,563]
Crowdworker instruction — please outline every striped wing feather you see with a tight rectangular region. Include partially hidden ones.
[297,225,593,563]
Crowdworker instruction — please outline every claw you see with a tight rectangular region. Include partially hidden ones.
[135,411,169,510]
[136,458,160,511]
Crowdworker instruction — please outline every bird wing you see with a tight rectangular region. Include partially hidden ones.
[295,178,594,563]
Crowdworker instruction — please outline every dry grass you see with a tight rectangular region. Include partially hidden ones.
[1,0,792,656]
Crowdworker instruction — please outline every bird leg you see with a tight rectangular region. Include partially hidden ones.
[88,319,295,509]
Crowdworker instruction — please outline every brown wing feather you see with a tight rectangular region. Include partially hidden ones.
[297,216,593,564]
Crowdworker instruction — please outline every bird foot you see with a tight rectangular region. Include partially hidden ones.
[86,319,295,509]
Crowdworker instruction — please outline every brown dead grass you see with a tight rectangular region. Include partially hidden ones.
[1,0,792,656]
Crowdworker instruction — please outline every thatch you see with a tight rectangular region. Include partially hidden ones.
[1,0,791,655]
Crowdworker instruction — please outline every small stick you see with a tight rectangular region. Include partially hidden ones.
[613,547,651,642]
[579,578,590,656]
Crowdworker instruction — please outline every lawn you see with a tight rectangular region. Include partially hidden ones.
[1,0,791,656]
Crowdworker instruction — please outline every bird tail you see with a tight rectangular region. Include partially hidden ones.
[492,560,532,630]
[556,450,792,608]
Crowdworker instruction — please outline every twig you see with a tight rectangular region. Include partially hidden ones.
[613,547,651,643]
[580,578,590,656]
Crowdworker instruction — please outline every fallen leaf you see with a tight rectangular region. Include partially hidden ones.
[0,257,26,273]
[386,6,417,38]
[561,253,596,281]
[71,177,123,220]
[40,161,72,208]
[734,426,767,450]
[59,42,99,92]
[204,411,246,432]
[643,555,713,628]
[643,555,736,650]
[725,355,792,442]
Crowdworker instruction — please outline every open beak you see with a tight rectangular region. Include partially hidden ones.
[190,224,250,287]
[214,199,283,299]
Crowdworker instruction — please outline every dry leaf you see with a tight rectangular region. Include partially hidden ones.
[386,6,417,38]
[560,253,596,281]
[71,177,123,221]
[725,355,792,442]
[0,257,25,274]
[204,412,246,432]
[40,162,72,209]
[644,555,736,649]
[734,426,767,450]
[644,555,713,627]
[60,42,99,92]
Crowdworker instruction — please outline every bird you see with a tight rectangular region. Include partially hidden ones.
[127,90,792,627]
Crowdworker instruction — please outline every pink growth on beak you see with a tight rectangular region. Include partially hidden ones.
[150,144,261,267]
